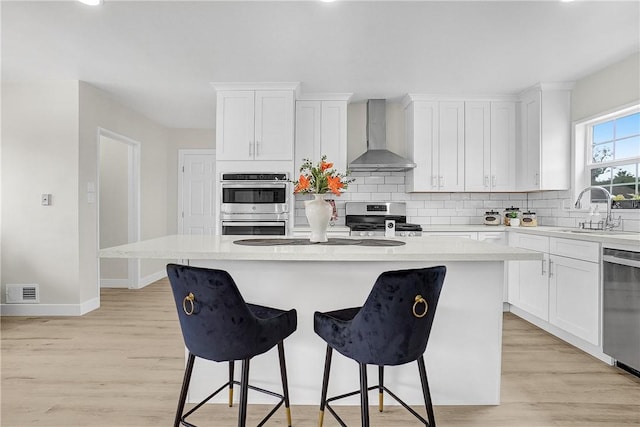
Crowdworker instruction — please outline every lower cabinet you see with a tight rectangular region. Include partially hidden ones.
[549,254,599,345]
[508,233,550,320]
[508,233,601,346]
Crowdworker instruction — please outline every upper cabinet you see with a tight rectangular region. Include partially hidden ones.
[404,96,465,192]
[294,94,351,176]
[465,101,517,192]
[517,83,573,191]
[214,83,298,161]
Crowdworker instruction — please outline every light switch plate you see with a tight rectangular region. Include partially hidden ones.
[41,194,51,206]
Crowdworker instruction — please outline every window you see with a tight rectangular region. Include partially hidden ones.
[586,109,640,203]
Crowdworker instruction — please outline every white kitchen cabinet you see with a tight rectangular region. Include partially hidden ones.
[404,97,464,192]
[508,233,601,346]
[517,83,572,191]
[548,237,600,346]
[464,101,516,192]
[295,95,351,176]
[508,233,550,321]
[215,89,295,161]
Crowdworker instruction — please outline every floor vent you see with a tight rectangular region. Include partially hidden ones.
[6,284,40,304]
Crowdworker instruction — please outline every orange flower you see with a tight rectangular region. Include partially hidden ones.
[294,174,310,193]
[320,161,333,171]
[327,175,344,195]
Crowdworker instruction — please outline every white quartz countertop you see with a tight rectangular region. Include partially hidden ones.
[100,234,542,262]
[420,224,639,246]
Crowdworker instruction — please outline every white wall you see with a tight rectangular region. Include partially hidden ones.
[79,82,170,299]
[1,81,81,305]
[1,80,174,313]
[571,52,640,122]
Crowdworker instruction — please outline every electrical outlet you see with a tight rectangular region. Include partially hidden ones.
[41,194,51,206]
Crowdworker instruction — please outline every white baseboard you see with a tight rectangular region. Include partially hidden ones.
[100,278,129,288]
[1,297,100,317]
[136,270,167,289]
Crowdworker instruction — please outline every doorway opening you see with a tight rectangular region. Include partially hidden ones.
[98,128,140,289]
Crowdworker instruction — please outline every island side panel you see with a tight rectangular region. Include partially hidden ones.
[186,260,504,406]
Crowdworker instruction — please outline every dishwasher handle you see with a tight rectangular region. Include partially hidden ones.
[603,255,640,269]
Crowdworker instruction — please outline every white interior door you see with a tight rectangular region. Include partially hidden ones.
[179,150,216,235]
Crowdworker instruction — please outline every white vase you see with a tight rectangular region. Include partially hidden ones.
[304,194,332,243]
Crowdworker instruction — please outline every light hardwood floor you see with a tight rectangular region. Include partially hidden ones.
[2,278,639,427]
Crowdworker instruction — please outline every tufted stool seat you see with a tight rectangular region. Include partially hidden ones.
[314,266,446,427]
[167,263,297,427]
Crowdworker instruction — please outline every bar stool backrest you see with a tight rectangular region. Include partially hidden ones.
[347,266,446,366]
[167,263,259,362]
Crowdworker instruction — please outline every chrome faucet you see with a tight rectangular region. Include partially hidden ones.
[574,186,620,230]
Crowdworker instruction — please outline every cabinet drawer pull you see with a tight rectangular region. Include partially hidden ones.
[548,260,553,278]
[541,259,546,275]
[484,175,489,187]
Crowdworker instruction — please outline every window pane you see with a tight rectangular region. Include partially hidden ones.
[616,112,640,139]
[593,120,614,143]
[615,136,640,160]
[612,163,638,185]
[611,184,637,198]
[592,142,613,163]
[591,166,611,186]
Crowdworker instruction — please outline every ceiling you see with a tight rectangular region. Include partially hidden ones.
[2,1,639,130]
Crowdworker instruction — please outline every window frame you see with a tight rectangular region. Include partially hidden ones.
[574,103,640,206]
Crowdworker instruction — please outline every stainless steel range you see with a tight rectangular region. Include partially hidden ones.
[345,202,422,237]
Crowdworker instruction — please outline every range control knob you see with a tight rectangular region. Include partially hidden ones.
[408,232,415,237]
[367,231,374,237]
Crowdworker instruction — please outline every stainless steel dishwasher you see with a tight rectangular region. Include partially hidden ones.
[603,247,640,376]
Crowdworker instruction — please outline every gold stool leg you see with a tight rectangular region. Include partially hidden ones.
[318,410,324,427]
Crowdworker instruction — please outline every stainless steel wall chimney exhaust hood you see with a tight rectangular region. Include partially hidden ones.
[348,99,416,172]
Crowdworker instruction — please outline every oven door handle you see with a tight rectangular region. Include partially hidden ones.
[603,255,640,269]
[221,183,288,189]
[222,222,285,227]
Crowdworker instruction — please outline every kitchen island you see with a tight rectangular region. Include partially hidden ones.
[100,235,542,406]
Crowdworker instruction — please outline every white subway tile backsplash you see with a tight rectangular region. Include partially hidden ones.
[298,171,640,234]
[430,217,452,225]
[417,208,439,216]
[364,176,385,185]
[424,201,445,209]
[509,193,528,200]
[357,184,378,192]
[385,176,405,184]
[377,185,398,193]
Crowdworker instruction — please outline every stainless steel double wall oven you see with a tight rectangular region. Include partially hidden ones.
[220,173,289,235]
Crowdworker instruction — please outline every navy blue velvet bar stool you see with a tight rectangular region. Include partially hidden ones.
[314,266,446,427]
[166,264,297,427]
